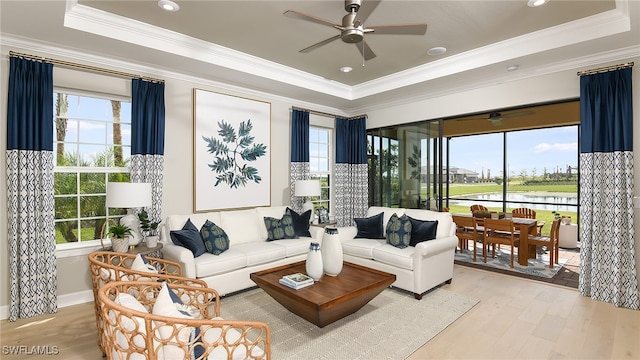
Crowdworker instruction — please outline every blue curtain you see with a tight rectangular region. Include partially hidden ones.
[130,79,165,229]
[290,109,310,212]
[579,67,639,309]
[335,116,368,226]
[6,56,57,321]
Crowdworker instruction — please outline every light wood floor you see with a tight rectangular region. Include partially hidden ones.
[1,265,638,359]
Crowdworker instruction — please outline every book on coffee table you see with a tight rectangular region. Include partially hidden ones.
[279,273,314,289]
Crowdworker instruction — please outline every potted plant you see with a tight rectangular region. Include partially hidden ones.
[138,210,160,247]
[109,223,132,253]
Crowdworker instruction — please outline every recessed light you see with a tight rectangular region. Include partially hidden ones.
[506,65,519,72]
[527,0,549,7]
[339,66,353,73]
[427,47,447,56]
[158,0,179,11]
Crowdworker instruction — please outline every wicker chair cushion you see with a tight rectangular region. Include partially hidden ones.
[111,293,148,355]
[130,254,159,274]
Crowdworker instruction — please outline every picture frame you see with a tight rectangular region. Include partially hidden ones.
[193,89,271,212]
[317,207,330,224]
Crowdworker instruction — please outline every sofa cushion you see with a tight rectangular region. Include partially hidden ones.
[404,209,453,238]
[170,219,207,257]
[200,220,230,255]
[386,213,412,249]
[372,245,415,271]
[342,239,385,259]
[264,212,296,241]
[270,238,312,257]
[354,212,385,239]
[233,242,287,267]
[219,209,264,245]
[194,250,247,278]
[367,206,406,229]
[407,217,438,246]
[286,207,312,237]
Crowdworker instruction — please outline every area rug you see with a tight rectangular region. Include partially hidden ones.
[454,245,567,279]
[220,287,478,360]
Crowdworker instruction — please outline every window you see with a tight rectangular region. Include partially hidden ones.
[309,126,332,212]
[53,92,131,247]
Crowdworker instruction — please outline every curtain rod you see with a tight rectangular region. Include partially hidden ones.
[576,62,634,76]
[9,51,164,83]
[291,106,367,120]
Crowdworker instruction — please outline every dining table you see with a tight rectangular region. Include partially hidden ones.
[454,214,538,266]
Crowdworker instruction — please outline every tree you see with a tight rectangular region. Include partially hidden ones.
[55,94,68,165]
[111,100,123,166]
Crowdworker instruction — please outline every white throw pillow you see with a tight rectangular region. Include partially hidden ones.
[130,254,159,274]
[152,282,196,359]
[110,293,148,360]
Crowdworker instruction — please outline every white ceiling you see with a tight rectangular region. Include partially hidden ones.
[1,0,638,113]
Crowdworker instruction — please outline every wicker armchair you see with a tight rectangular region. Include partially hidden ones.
[99,281,271,360]
[89,251,207,356]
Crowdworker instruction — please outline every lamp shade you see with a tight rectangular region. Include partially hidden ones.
[106,182,152,208]
[294,180,321,197]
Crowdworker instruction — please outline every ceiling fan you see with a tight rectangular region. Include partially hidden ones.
[284,0,428,61]
[465,110,535,126]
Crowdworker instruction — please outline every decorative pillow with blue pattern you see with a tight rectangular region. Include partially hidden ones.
[386,213,413,248]
[264,212,297,241]
[200,220,230,255]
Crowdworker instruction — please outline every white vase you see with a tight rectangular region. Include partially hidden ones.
[305,242,323,281]
[321,228,343,276]
[146,235,159,248]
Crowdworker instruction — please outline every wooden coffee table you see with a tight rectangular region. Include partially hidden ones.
[250,261,395,327]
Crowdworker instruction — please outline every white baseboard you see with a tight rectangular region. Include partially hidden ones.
[0,290,94,321]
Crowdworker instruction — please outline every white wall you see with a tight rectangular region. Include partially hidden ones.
[1,40,639,317]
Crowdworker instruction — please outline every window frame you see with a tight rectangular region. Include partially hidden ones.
[309,125,333,214]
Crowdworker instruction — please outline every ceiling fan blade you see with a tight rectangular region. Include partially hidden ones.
[356,40,376,61]
[284,10,339,29]
[500,110,534,119]
[355,0,381,24]
[300,35,342,53]
[368,23,428,35]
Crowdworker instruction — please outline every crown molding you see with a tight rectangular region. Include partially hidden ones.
[1,35,349,118]
[63,0,353,100]
[62,0,633,102]
[353,3,632,99]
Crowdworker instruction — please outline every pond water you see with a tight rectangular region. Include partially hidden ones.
[449,192,578,212]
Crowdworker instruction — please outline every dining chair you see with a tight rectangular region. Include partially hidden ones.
[526,218,561,268]
[470,204,488,213]
[483,218,518,268]
[511,207,544,235]
[452,215,483,261]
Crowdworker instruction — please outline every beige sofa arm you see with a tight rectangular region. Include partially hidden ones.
[414,236,458,257]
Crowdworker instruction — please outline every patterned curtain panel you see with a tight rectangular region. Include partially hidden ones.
[290,109,310,212]
[6,56,57,321]
[335,116,368,227]
[130,79,165,225]
[579,67,639,310]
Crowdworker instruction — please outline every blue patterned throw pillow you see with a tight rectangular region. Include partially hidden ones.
[386,213,412,249]
[264,212,297,241]
[200,220,230,255]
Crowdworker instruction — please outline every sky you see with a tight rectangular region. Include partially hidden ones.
[448,126,579,178]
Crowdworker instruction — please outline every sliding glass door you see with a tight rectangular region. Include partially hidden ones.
[367,121,443,210]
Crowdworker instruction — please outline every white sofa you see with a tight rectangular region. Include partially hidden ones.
[159,206,323,296]
[336,206,458,299]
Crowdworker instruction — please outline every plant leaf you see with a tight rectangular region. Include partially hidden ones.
[217,120,237,143]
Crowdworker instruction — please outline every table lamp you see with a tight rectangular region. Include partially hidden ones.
[106,182,152,246]
[294,179,321,216]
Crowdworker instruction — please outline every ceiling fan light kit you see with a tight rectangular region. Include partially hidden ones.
[157,0,179,12]
[427,47,447,56]
[284,0,428,61]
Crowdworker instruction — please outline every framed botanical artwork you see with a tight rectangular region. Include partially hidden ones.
[193,89,271,212]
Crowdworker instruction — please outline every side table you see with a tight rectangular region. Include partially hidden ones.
[103,243,163,258]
